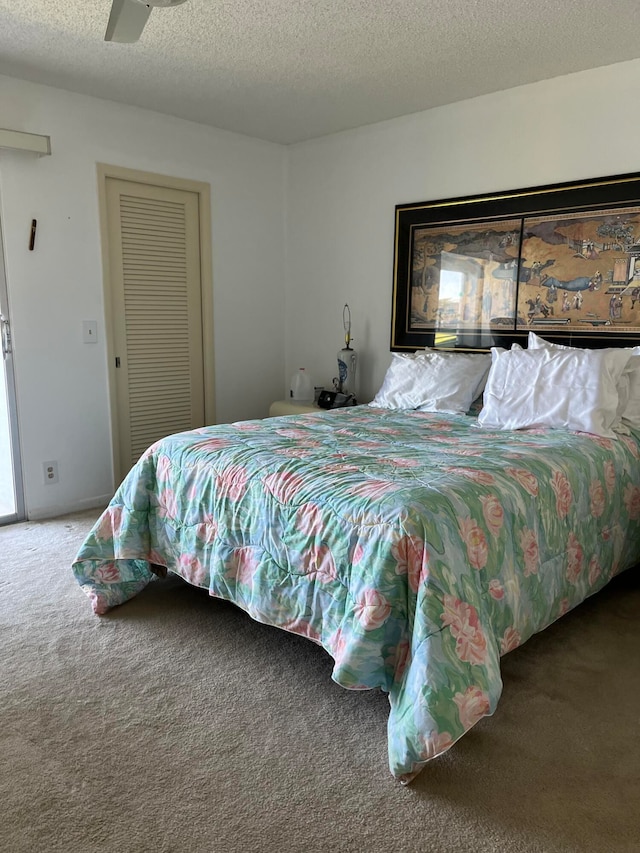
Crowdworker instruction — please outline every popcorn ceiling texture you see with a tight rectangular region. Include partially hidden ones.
[0,0,639,143]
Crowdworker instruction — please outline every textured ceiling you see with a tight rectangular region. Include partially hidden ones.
[1,0,639,144]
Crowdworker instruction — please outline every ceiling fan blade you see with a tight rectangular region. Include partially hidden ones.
[105,0,152,43]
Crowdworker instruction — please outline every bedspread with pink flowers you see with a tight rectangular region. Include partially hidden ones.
[72,406,640,781]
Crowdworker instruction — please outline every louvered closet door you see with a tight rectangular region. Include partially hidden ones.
[105,178,205,478]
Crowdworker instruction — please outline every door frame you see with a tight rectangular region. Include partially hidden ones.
[0,211,25,524]
[97,163,215,485]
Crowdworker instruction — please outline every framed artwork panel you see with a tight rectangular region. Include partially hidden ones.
[392,172,640,351]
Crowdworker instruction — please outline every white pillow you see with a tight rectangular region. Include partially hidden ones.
[623,354,640,427]
[478,345,633,438]
[369,351,491,414]
[528,332,640,429]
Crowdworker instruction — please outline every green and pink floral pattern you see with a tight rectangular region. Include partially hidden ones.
[72,407,640,781]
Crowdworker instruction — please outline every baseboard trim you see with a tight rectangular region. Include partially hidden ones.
[27,494,113,522]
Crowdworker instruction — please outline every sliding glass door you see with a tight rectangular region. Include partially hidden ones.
[0,216,24,525]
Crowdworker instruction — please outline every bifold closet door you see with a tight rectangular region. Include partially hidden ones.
[105,178,205,479]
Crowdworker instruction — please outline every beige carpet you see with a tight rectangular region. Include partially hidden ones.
[1,510,639,853]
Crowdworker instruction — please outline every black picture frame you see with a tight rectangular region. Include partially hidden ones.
[391,172,640,352]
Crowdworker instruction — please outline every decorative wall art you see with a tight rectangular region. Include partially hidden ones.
[391,173,640,351]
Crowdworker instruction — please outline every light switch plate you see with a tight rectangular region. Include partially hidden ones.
[83,320,97,343]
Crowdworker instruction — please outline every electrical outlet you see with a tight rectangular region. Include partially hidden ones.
[43,461,59,484]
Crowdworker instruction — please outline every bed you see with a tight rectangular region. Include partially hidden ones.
[72,340,640,783]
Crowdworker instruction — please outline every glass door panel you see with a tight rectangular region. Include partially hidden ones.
[0,353,16,517]
[0,215,24,525]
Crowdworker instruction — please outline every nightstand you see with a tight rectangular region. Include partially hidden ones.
[268,399,320,417]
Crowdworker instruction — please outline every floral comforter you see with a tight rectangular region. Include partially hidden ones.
[72,407,640,782]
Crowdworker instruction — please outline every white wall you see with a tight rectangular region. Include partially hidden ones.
[285,59,640,404]
[0,75,286,519]
[4,58,640,521]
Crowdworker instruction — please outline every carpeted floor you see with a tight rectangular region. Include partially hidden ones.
[1,510,639,853]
